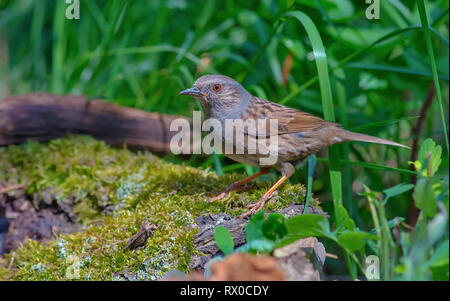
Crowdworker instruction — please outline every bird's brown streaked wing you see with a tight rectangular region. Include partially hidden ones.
[242,97,326,136]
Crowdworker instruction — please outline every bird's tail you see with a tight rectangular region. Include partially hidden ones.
[332,127,410,149]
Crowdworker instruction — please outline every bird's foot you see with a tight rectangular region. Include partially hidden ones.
[208,184,255,202]
[208,192,228,202]
[240,191,277,218]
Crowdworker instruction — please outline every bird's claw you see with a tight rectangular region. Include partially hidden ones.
[208,192,228,202]
[245,202,256,209]
[209,184,256,202]
[240,192,276,218]
[240,201,264,218]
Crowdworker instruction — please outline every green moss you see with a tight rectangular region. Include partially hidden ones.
[0,135,314,280]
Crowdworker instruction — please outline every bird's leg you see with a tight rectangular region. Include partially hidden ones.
[240,176,289,218]
[209,168,271,202]
[240,162,294,218]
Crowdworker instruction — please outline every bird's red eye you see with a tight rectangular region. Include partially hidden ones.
[212,84,222,92]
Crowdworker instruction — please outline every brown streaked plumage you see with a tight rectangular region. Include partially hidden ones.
[180,74,409,218]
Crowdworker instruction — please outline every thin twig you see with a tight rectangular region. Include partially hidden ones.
[0,184,25,194]
[326,253,338,259]
[7,251,16,270]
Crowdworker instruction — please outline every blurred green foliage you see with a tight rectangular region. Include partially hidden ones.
[361,138,448,280]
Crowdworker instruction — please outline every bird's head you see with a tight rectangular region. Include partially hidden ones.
[179,75,249,110]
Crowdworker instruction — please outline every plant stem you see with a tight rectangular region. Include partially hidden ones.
[336,80,353,216]
[376,199,393,281]
[409,83,435,225]
[417,0,450,156]
[303,155,316,214]
[367,190,382,255]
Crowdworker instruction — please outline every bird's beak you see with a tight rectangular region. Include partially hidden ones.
[180,86,204,97]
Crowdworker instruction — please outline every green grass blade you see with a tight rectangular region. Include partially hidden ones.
[284,11,343,206]
[84,0,109,33]
[238,19,284,83]
[213,150,224,176]
[336,80,354,217]
[88,45,217,74]
[345,62,449,81]
[428,26,449,46]
[350,116,419,132]
[222,163,246,173]
[31,0,46,89]
[279,25,424,105]
[303,155,317,214]
[382,0,408,28]
[417,0,450,156]
[316,158,417,176]
[238,1,294,83]
[199,155,216,169]
[432,8,449,25]
[244,165,255,177]
[51,0,66,94]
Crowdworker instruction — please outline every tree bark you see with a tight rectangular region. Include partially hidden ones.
[0,93,190,154]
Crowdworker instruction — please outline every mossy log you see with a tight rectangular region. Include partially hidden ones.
[0,136,321,280]
[190,207,327,272]
[0,93,189,153]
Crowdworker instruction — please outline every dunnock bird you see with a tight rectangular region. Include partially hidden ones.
[180,75,408,218]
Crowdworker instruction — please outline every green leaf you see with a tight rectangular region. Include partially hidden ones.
[428,240,449,268]
[212,150,224,176]
[430,263,449,281]
[335,202,355,231]
[413,178,437,218]
[214,226,234,255]
[277,214,333,247]
[427,206,448,247]
[262,213,288,241]
[438,177,449,211]
[383,183,415,199]
[245,211,265,243]
[417,138,442,177]
[337,231,378,254]
[248,238,276,254]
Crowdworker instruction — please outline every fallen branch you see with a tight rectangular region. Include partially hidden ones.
[0,93,190,154]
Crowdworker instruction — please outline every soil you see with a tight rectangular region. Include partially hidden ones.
[0,183,80,254]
